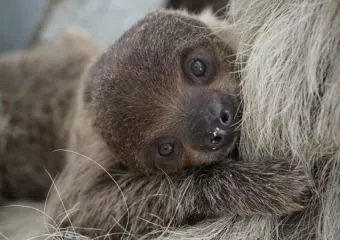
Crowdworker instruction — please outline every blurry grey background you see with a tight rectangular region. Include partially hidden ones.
[0,0,165,53]
[0,0,45,52]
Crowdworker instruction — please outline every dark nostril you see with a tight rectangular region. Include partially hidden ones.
[211,135,222,145]
[220,109,232,126]
[207,131,226,150]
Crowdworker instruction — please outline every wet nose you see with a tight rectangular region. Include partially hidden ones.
[185,91,238,152]
[202,103,234,151]
[205,127,229,150]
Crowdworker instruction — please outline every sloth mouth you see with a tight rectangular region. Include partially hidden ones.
[200,143,239,167]
[213,136,240,161]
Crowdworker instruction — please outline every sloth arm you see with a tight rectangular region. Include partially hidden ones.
[49,157,310,237]
[172,158,310,218]
[120,158,310,221]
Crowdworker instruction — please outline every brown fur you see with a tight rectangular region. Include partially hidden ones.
[43,11,311,239]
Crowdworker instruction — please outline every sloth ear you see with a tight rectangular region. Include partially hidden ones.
[195,8,240,54]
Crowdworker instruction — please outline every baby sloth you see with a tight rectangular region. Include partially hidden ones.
[90,13,240,175]
[47,10,311,239]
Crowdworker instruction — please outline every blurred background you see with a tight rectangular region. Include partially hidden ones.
[0,0,228,53]
[0,0,164,53]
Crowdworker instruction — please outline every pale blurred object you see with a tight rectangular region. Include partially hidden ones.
[0,201,46,240]
[38,0,165,47]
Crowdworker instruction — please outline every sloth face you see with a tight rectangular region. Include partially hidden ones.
[88,11,241,174]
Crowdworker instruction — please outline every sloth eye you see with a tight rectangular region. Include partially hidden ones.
[154,136,181,160]
[158,143,174,156]
[144,136,182,173]
[191,59,206,77]
[183,49,215,85]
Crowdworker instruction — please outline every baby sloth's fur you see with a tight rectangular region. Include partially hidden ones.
[44,10,310,239]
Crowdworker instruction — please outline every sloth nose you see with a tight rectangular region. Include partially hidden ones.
[205,127,229,150]
[185,91,238,152]
[202,106,234,151]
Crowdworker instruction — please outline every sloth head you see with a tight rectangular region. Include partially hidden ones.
[87,10,241,174]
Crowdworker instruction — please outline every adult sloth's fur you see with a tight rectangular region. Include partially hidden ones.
[155,0,340,239]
